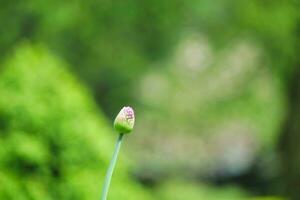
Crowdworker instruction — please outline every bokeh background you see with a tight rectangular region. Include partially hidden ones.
[0,0,299,200]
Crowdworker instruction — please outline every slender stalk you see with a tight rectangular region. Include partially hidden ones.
[100,133,124,200]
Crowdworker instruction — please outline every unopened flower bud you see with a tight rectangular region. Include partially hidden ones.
[114,106,135,134]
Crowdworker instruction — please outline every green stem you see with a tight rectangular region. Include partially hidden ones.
[100,133,124,200]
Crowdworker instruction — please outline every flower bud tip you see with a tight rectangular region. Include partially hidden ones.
[114,106,135,134]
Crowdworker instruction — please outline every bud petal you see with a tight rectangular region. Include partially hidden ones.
[114,106,135,134]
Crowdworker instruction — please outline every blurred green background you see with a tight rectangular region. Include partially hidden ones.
[0,0,299,199]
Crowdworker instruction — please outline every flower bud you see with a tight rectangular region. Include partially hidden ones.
[114,106,135,134]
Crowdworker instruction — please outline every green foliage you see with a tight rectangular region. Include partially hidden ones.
[187,0,299,78]
[0,0,188,116]
[0,44,151,200]
[154,180,247,200]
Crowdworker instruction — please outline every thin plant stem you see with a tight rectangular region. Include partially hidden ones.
[100,133,124,200]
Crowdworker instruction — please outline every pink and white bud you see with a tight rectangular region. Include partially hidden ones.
[114,106,135,134]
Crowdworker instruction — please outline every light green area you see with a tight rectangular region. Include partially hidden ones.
[0,44,151,200]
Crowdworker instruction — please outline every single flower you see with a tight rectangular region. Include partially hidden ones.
[114,106,135,134]
[100,106,135,200]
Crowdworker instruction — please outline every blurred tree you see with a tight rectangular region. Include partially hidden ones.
[132,0,300,198]
[0,43,152,200]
